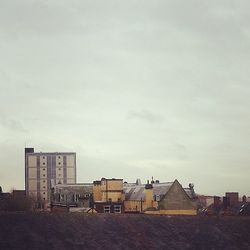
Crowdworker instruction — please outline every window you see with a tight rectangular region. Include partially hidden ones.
[43,162,45,165]
[104,206,110,213]
[43,186,45,189]
[58,156,61,159]
[155,195,161,202]
[43,168,45,171]
[43,198,45,200]
[43,174,45,177]
[58,162,61,165]
[114,205,121,213]
[43,180,45,183]
[43,192,45,195]
[59,168,61,170]
[43,156,45,159]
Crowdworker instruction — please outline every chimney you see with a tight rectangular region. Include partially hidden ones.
[151,176,155,184]
[223,196,230,209]
[189,183,195,198]
[214,196,221,209]
[225,192,239,206]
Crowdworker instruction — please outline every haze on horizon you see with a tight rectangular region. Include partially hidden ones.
[0,0,250,196]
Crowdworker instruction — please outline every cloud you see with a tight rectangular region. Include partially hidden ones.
[127,110,164,123]
[0,113,28,133]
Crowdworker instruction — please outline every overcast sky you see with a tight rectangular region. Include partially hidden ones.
[0,0,250,196]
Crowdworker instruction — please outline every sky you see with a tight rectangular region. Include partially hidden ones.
[0,0,250,196]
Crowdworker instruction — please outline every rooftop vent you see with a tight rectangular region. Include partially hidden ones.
[145,180,153,189]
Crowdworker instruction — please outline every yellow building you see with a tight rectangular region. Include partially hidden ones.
[93,178,124,213]
[93,178,124,202]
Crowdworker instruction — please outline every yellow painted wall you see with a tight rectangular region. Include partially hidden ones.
[124,200,142,212]
[106,180,123,191]
[93,184,102,202]
[145,209,197,215]
[100,179,123,202]
[102,191,122,202]
[145,188,154,209]
[124,200,158,212]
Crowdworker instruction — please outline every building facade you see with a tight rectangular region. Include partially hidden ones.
[92,178,198,215]
[93,178,124,213]
[51,183,92,210]
[124,179,198,215]
[25,148,76,203]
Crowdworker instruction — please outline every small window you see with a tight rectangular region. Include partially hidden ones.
[43,174,45,177]
[59,174,61,177]
[43,168,45,171]
[114,205,121,213]
[43,198,45,200]
[59,168,61,170]
[104,206,110,213]
[59,162,61,165]
[43,186,45,189]
[58,156,61,159]
[43,156,45,159]
[43,180,45,183]
[43,192,45,195]
[43,162,45,165]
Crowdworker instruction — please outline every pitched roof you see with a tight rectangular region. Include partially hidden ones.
[183,188,193,199]
[124,181,196,201]
[124,182,174,201]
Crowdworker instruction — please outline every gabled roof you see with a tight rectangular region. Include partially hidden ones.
[124,180,196,202]
[124,181,184,201]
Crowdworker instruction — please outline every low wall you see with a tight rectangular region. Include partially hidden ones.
[145,209,197,215]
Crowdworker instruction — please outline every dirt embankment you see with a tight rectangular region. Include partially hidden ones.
[0,213,250,250]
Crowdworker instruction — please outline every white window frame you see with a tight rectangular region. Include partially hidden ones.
[114,205,121,213]
[104,205,111,213]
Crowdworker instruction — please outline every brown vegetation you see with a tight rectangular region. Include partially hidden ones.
[0,213,249,250]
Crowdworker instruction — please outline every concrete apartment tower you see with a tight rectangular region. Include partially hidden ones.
[25,148,76,203]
